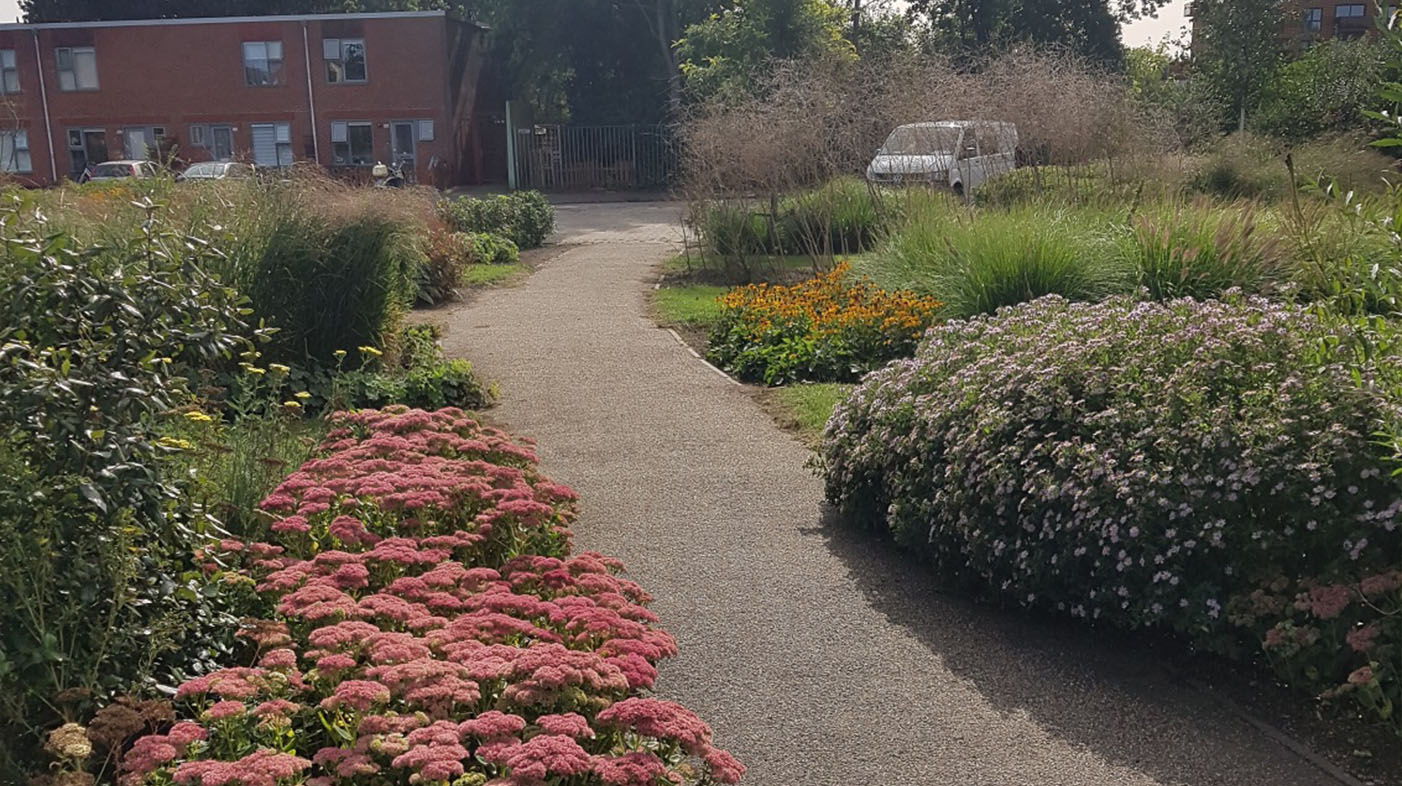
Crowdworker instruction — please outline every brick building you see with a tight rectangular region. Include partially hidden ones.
[0,10,487,186]
[1190,2,1394,49]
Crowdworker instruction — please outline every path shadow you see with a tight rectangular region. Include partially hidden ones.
[803,507,1354,786]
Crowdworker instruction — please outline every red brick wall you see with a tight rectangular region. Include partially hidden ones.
[0,13,465,186]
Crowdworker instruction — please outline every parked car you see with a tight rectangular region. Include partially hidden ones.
[177,161,255,181]
[83,160,160,182]
[866,121,1018,195]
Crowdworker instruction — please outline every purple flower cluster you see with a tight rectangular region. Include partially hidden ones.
[821,295,1402,638]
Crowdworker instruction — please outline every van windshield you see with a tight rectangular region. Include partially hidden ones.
[882,126,960,155]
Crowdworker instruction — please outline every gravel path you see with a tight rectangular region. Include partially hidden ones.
[437,202,1338,786]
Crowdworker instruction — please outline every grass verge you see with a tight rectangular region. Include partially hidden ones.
[463,262,528,288]
[653,284,728,329]
[757,383,854,446]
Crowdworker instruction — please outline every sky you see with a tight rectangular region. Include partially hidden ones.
[0,0,1189,46]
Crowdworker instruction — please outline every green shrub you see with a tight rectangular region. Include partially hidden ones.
[821,295,1402,713]
[242,209,421,367]
[438,191,555,249]
[467,232,521,265]
[1291,135,1394,196]
[0,209,258,776]
[693,199,773,259]
[1253,38,1386,143]
[417,229,472,306]
[976,163,1140,208]
[877,204,1128,318]
[338,325,491,412]
[1118,199,1290,299]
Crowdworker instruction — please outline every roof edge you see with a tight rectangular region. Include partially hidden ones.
[0,10,486,32]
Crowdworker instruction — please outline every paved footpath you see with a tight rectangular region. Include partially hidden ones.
[438,202,1338,786]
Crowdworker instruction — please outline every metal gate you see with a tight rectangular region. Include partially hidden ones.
[511,124,676,191]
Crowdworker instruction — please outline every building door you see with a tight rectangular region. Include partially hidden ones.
[67,128,107,178]
[209,126,234,161]
[390,121,416,177]
[122,127,155,160]
[250,123,293,168]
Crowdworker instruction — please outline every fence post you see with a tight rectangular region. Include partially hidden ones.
[505,100,518,191]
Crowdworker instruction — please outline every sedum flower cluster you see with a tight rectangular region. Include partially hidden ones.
[122,406,742,786]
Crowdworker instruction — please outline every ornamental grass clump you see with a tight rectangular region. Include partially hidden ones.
[706,262,942,384]
[115,407,742,786]
[821,295,1402,640]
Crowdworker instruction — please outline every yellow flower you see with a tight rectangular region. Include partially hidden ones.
[283,400,303,409]
[294,391,312,400]
[357,346,383,358]
[183,410,214,424]
[156,436,194,451]
[268,363,291,375]
[333,349,348,359]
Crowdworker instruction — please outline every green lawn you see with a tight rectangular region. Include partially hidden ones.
[653,284,729,328]
[462,262,527,287]
[760,383,854,445]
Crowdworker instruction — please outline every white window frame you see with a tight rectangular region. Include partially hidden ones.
[417,119,434,142]
[242,40,283,87]
[1303,7,1322,30]
[55,46,97,92]
[323,37,367,84]
[1,129,32,173]
[189,124,207,147]
[330,120,374,166]
[0,50,17,94]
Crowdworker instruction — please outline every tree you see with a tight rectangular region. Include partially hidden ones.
[1189,0,1283,132]
[1253,37,1386,142]
[906,0,1149,65]
[675,0,855,103]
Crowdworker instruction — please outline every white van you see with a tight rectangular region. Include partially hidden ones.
[866,121,1019,195]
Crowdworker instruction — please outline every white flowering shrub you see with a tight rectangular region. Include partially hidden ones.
[820,295,1402,639]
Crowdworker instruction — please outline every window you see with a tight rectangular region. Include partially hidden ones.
[189,124,207,147]
[243,41,283,87]
[250,122,293,167]
[1304,7,1322,31]
[0,130,31,173]
[0,50,17,94]
[56,47,97,91]
[1334,3,1364,18]
[416,119,434,142]
[323,38,367,83]
[331,120,374,165]
[67,128,106,178]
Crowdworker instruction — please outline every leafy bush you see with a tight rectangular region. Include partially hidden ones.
[692,200,773,260]
[438,191,556,249]
[1253,38,1386,143]
[0,209,258,776]
[707,262,941,384]
[107,408,743,786]
[417,229,472,306]
[338,325,492,413]
[877,205,1127,318]
[821,295,1402,698]
[1117,200,1289,300]
[468,231,521,265]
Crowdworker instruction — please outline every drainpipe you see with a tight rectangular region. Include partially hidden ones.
[301,22,320,164]
[32,30,56,183]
